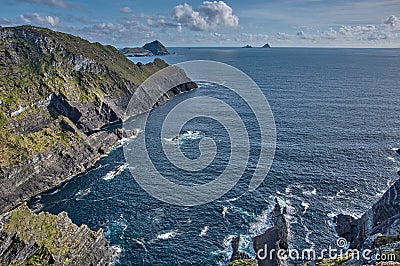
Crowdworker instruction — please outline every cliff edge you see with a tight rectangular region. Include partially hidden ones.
[0,25,196,213]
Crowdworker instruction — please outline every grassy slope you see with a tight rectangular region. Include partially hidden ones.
[0,26,167,167]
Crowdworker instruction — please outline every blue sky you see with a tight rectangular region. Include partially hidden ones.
[1,0,399,47]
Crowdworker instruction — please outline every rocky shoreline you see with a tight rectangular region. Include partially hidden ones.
[0,25,196,264]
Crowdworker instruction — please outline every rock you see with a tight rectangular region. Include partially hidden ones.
[230,236,252,262]
[335,176,400,251]
[334,214,358,245]
[396,148,400,156]
[114,128,137,139]
[0,204,115,265]
[242,45,252,48]
[253,199,288,266]
[262,43,271,48]
[143,40,170,55]
[0,26,197,213]
[397,170,400,176]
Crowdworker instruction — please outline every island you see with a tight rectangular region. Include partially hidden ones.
[121,40,170,57]
[262,43,271,48]
[242,44,253,48]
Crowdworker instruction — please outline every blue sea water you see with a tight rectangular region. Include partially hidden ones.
[28,48,400,265]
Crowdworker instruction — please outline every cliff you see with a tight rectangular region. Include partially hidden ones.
[121,40,170,57]
[0,25,196,213]
[333,158,400,265]
[0,204,115,265]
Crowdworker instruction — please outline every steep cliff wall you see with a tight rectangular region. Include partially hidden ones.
[0,25,197,213]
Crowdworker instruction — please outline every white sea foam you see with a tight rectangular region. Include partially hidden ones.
[222,206,229,218]
[102,163,128,180]
[387,156,396,162]
[249,208,273,236]
[302,188,317,196]
[157,230,179,240]
[199,226,209,237]
[75,188,91,198]
[301,201,310,214]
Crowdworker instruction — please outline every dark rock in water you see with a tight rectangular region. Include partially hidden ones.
[0,204,115,265]
[397,170,400,176]
[230,236,252,262]
[143,40,170,55]
[334,214,359,245]
[253,199,288,266]
[262,43,271,48]
[242,45,252,48]
[396,148,400,156]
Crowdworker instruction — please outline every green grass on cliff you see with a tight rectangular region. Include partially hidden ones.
[4,204,98,263]
[227,259,257,266]
[0,25,168,168]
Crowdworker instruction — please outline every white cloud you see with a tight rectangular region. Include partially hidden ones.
[19,13,61,27]
[120,7,133,14]
[172,1,239,31]
[384,15,398,27]
[18,0,69,9]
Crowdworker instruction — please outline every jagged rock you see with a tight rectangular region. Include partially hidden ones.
[230,236,252,262]
[114,128,137,139]
[253,200,288,266]
[0,204,115,265]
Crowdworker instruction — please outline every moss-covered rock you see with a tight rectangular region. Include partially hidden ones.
[1,204,114,265]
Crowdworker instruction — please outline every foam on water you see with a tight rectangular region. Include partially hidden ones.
[102,163,128,181]
[199,226,209,237]
[157,230,179,240]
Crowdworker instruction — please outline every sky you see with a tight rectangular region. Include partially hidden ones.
[1,0,400,47]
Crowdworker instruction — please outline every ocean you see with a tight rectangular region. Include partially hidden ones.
[28,47,400,265]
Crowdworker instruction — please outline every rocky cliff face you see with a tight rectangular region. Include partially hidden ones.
[334,168,400,264]
[0,204,115,265]
[0,26,197,213]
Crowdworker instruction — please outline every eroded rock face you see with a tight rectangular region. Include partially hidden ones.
[0,204,115,265]
[336,178,400,250]
[0,26,197,213]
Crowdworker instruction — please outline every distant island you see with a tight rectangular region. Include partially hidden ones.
[121,40,170,57]
[242,43,271,48]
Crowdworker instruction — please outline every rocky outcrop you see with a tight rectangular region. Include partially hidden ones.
[121,40,170,57]
[242,45,252,48]
[262,43,271,48]
[253,200,288,266]
[143,40,170,55]
[335,177,400,251]
[0,26,197,213]
[0,204,115,265]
